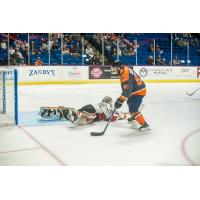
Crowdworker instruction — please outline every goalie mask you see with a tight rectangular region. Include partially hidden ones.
[102,96,113,106]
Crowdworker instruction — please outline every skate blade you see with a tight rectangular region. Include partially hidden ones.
[139,127,151,132]
[186,92,192,96]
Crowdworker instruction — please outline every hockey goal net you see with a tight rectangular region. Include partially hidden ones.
[0,68,18,127]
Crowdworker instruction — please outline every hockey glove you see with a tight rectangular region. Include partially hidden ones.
[114,99,123,109]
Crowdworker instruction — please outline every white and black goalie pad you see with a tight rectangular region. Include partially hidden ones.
[39,106,71,121]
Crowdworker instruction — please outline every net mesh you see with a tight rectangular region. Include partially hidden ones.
[0,68,16,126]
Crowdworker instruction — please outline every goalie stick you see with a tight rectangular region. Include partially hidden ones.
[90,108,117,136]
[186,87,200,96]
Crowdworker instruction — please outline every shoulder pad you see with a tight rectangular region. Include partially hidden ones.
[120,67,129,83]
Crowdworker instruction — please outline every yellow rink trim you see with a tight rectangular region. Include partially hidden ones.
[18,79,200,85]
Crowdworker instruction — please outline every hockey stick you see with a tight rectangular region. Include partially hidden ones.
[90,108,117,136]
[186,87,200,96]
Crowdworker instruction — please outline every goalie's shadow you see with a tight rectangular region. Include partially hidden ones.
[66,122,96,130]
[111,120,152,142]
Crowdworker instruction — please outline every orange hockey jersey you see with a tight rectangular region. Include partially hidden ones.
[118,66,146,102]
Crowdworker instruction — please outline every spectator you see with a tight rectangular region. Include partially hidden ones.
[148,43,154,52]
[173,56,181,65]
[31,41,36,55]
[132,40,139,49]
[147,55,154,65]
[13,40,20,48]
[15,48,24,60]
[9,47,15,55]
[155,44,163,54]
[190,38,198,46]
[34,57,43,66]
[128,48,135,55]
[20,60,27,66]
[91,54,100,65]
[62,46,70,54]
[40,39,48,53]
[1,40,7,50]
[162,58,167,65]
[155,55,163,65]
[183,33,192,38]
[85,46,94,59]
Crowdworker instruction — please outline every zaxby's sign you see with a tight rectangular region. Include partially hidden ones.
[18,66,89,82]
[19,66,60,81]
[29,69,56,77]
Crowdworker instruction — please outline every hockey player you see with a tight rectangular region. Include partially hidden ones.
[112,61,150,131]
[39,96,128,126]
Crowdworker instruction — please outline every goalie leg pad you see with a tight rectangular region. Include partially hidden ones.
[39,106,73,121]
[39,107,59,120]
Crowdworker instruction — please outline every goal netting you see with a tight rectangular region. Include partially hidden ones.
[0,68,18,127]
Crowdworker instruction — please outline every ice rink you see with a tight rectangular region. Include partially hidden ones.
[0,82,200,166]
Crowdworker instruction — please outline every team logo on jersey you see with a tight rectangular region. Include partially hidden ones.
[122,83,129,90]
[91,67,103,79]
[139,68,148,77]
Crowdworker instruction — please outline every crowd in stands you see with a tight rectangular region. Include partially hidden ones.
[87,33,199,66]
[0,34,8,65]
[9,34,28,66]
[88,33,139,62]
[0,33,199,66]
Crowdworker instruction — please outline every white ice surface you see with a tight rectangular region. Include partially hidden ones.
[0,83,200,165]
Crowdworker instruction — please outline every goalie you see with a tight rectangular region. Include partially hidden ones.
[39,96,128,126]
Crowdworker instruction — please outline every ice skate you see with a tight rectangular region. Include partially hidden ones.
[139,122,151,132]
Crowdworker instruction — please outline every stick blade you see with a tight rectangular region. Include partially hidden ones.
[90,131,105,136]
[186,91,192,96]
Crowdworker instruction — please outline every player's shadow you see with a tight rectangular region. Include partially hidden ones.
[116,131,153,145]
[66,122,97,132]
[181,97,200,105]
[110,121,153,144]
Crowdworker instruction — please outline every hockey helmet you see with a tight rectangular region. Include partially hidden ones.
[102,96,113,105]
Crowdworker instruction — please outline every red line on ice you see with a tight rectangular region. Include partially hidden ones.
[181,129,200,166]
[0,147,41,154]
[18,125,67,166]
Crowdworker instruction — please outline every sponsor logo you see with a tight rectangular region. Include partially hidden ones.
[181,68,190,73]
[29,70,55,76]
[151,68,172,75]
[91,67,103,79]
[197,67,200,78]
[0,70,14,81]
[139,68,148,77]
[68,67,81,76]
